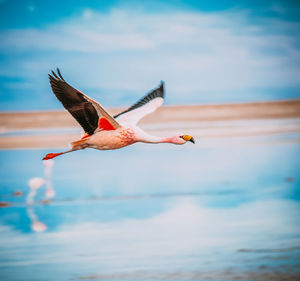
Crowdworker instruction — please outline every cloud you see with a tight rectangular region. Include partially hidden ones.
[0,6,299,109]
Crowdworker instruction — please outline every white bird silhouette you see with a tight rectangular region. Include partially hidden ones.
[26,160,54,232]
[27,177,45,205]
[43,159,55,198]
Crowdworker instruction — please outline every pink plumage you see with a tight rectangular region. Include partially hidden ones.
[43,69,195,160]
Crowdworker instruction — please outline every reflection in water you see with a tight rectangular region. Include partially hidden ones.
[43,160,55,199]
[26,160,54,232]
[26,177,45,205]
[0,135,299,280]
[26,207,47,232]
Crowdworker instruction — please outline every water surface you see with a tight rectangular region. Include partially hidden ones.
[0,133,300,280]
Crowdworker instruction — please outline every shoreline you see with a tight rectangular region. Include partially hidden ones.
[1,99,300,131]
[1,99,300,149]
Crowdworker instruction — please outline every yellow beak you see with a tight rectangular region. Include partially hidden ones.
[182,135,195,144]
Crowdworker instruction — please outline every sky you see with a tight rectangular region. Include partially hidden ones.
[0,0,299,111]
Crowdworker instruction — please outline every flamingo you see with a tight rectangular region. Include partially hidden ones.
[43,69,195,160]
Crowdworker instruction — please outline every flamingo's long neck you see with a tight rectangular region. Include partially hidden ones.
[139,135,175,144]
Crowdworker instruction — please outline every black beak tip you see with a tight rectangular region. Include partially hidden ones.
[190,137,195,144]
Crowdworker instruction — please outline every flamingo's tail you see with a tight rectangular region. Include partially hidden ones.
[42,152,64,160]
[71,138,88,149]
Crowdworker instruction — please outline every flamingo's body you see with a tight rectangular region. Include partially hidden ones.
[43,69,194,160]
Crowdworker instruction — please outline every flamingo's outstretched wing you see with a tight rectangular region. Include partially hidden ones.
[49,69,120,135]
[114,81,165,125]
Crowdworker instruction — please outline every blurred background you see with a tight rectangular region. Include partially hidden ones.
[0,1,300,280]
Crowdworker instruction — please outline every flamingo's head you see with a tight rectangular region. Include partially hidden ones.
[180,135,195,144]
[169,135,195,144]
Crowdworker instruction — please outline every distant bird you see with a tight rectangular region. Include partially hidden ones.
[43,69,195,160]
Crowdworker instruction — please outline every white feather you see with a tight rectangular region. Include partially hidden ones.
[116,97,164,125]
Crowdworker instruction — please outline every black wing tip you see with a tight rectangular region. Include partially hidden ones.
[48,73,57,84]
[56,68,65,81]
[156,81,164,98]
[159,81,164,94]
[49,68,64,81]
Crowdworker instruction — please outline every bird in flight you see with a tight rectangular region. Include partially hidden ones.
[43,69,195,160]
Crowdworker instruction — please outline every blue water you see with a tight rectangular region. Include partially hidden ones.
[0,134,300,280]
